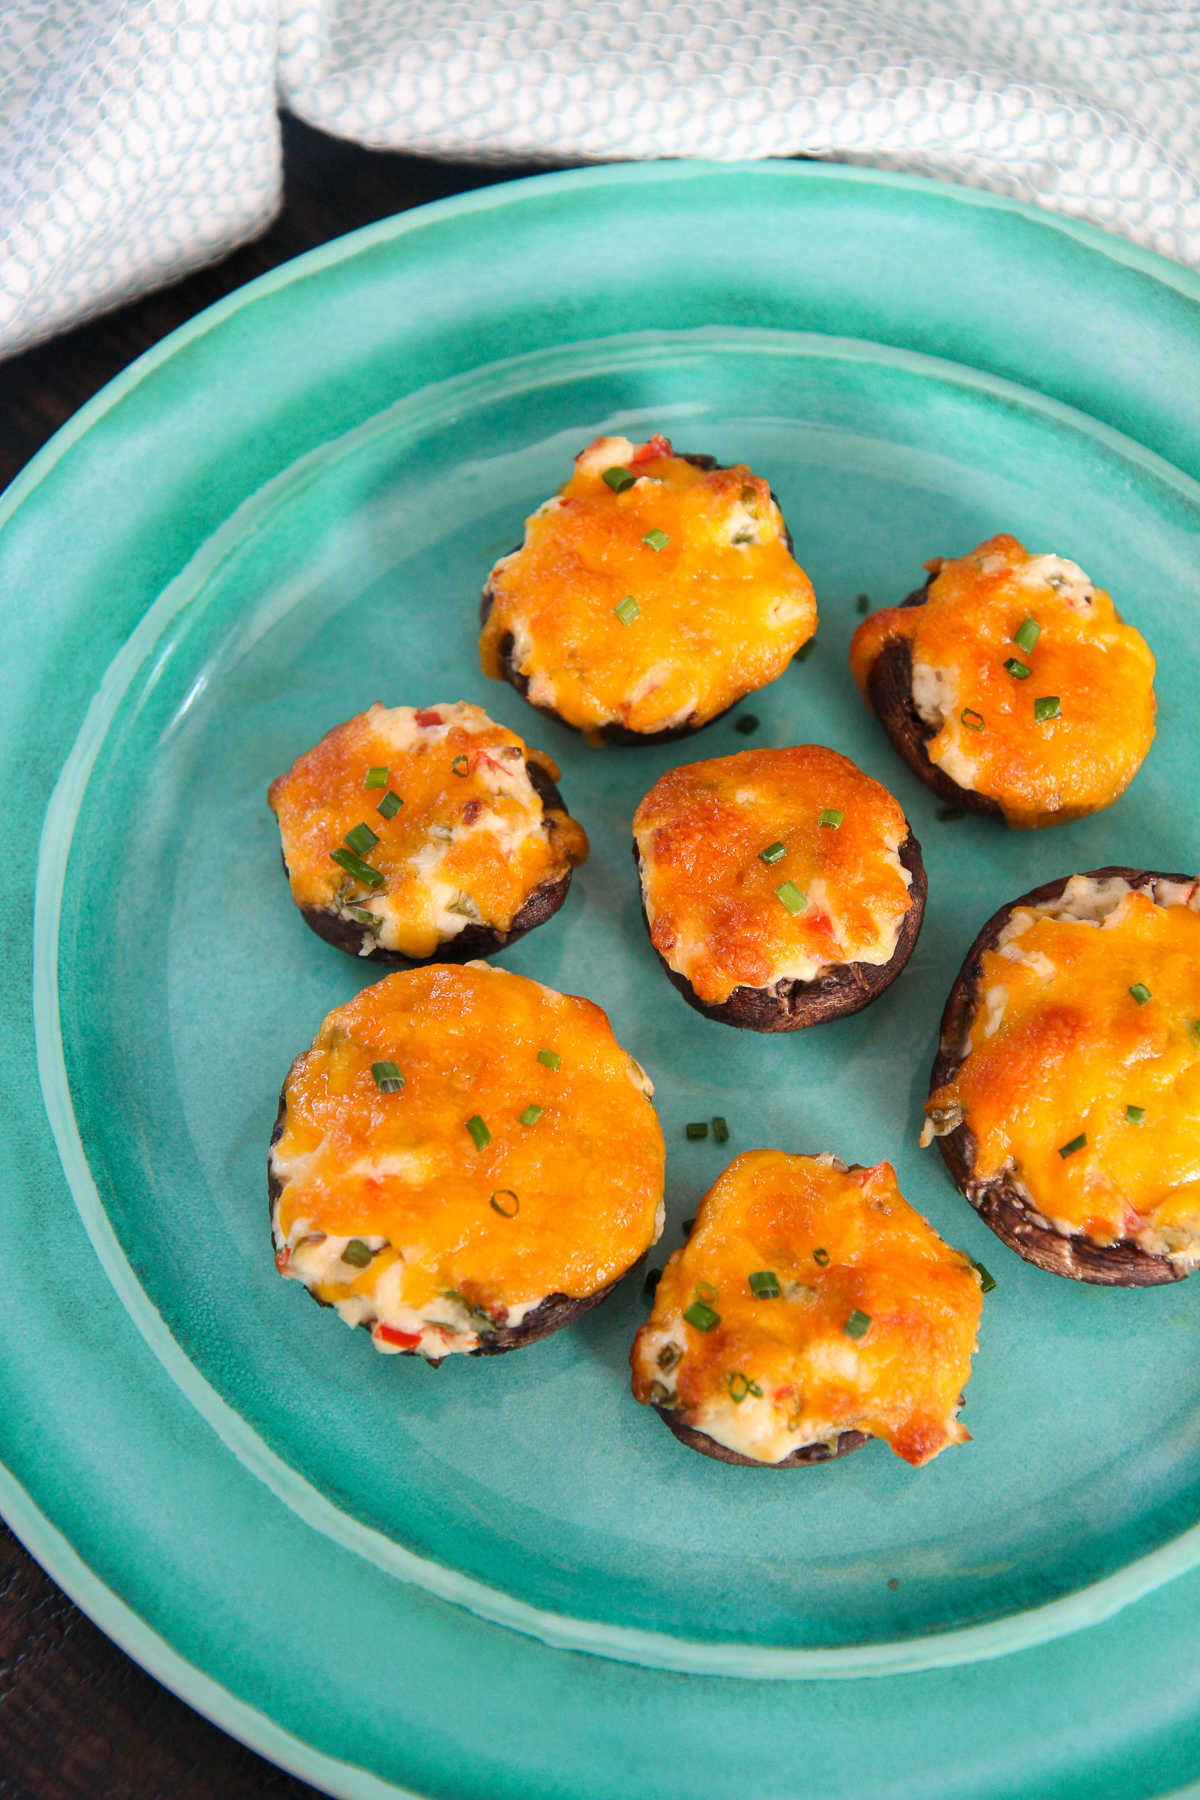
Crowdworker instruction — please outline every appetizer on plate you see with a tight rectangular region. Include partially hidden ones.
[848,533,1156,827]
[479,432,817,743]
[268,701,588,961]
[270,962,665,1360]
[631,1150,983,1466]
[631,745,925,1030]
[924,868,1200,1284]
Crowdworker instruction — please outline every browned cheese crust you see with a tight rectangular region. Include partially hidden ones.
[633,833,927,1033]
[930,866,1192,1285]
[296,761,575,964]
[267,1087,631,1354]
[479,454,793,746]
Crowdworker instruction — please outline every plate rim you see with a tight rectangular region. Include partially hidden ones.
[28,318,1200,1679]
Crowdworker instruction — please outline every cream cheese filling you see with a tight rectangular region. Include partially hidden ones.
[327,701,556,956]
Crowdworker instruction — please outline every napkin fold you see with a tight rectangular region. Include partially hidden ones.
[3,0,1199,362]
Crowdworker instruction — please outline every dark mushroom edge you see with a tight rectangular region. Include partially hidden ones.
[632,831,927,1033]
[290,761,576,965]
[268,1089,638,1355]
[864,579,1003,819]
[653,1410,870,1466]
[480,453,799,746]
[930,865,1192,1285]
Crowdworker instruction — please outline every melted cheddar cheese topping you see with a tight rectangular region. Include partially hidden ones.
[271,963,665,1359]
[480,433,817,738]
[631,1152,982,1466]
[633,746,915,1005]
[925,875,1200,1259]
[849,534,1156,827]
[268,702,588,958]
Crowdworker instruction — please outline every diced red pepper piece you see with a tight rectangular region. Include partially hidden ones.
[415,709,442,727]
[374,1323,422,1349]
[274,1247,291,1272]
[631,433,671,464]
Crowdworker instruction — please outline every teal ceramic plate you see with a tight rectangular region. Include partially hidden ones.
[5,163,1200,1797]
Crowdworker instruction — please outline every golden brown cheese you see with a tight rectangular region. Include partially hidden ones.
[631,1151,982,1466]
[849,534,1156,827]
[480,433,817,738]
[926,877,1200,1258]
[268,701,588,958]
[271,963,665,1358]
[632,746,915,1005]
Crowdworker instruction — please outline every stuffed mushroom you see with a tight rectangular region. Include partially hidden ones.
[270,962,666,1360]
[631,1150,983,1467]
[479,432,817,743]
[849,534,1156,828]
[924,868,1200,1284]
[632,745,926,1031]
[268,701,588,962]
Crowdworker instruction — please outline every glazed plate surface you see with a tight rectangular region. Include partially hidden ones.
[4,163,1200,1798]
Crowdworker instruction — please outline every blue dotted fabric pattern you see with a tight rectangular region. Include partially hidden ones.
[1,0,280,360]
[3,0,1198,359]
[277,0,1200,265]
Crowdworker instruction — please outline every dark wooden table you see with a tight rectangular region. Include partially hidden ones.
[0,116,558,1800]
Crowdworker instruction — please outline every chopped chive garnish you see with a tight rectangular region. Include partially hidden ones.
[683,1300,720,1332]
[818,807,844,829]
[466,1115,491,1150]
[735,713,759,735]
[775,880,807,915]
[1190,1021,1200,1048]
[344,821,379,857]
[1129,983,1152,1006]
[794,639,816,662]
[348,905,378,927]
[727,1372,763,1403]
[643,1267,662,1298]
[686,1121,708,1140]
[537,1048,561,1070]
[364,766,388,788]
[451,753,470,776]
[614,594,639,625]
[519,1103,543,1126]
[960,708,985,731]
[490,1189,519,1218]
[1126,1105,1145,1124]
[695,1281,718,1305]
[657,1341,681,1370]
[844,1309,872,1339]
[371,1060,405,1093]
[856,593,870,614]
[813,1246,830,1267]
[1014,616,1041,652]
[748,1269,781,1298]
[330,847,385,887]
[376,789,402,820]
[759,840,786,865]
[974,1260,996,1294]
[341,1239,373,1268]
[602,465,636,493]
[642,528,670,551]
[1004,657,1031,680]
[712,1116,729,1144]
[1034,695,1061,722]
[1058,1132,1087,1158]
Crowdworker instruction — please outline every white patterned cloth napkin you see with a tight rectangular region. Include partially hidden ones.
[3,0,1199,361]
